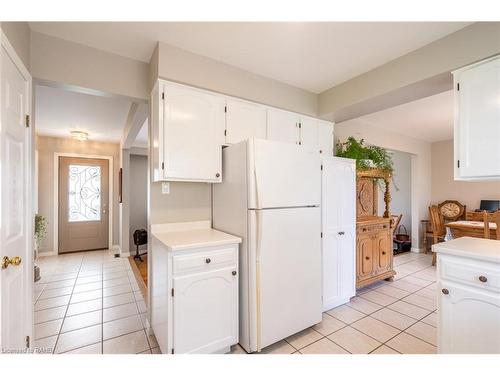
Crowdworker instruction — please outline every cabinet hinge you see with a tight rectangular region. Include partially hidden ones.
[320,232,323,238]
[298,141,302,145]
[457,160,460,168]
[171,288,174,297]
[224,106,227,113]
[161,162,165,170]
[26,335,30,348]
[224,129,227,136]
[457,83,460,91]
[25,115,30,128]
[320,165,323,171]
[162,92,165,100]
[171,348,175,354]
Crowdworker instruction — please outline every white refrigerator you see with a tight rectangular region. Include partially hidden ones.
[212,138,322,353]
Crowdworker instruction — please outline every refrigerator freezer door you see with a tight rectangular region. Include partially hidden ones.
[248,138,321,209]
[249,207,322,351]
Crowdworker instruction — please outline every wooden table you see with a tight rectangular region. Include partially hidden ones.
[445,220,497,239]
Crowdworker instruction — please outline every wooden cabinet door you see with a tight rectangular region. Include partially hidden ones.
[173,267,238,353]
[162,83,224,182]
[225,98,267,144]
[318,121,334,155]
[300,117,319,153]
[439,282,500,354]
[375,230,391,271]
[357,234,374,278]
[455,57,500,179]
[266,108,300,144]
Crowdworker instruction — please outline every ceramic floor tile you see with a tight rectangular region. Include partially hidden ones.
[34,306,67,324]
[61,310,102,333]
[390,279,422,293]
[72,281,103,294]
[403,276,433,287]
[299,337,348,354]
[63,342,102,354]
[259,340,296,354]
[66,298,102,317]
[146,332,159,349]
[229,344,246,354]
[405,321,437,346]
[370,345,400,354]
[313,313,346,335]
[351,316,401,343]
[151,347,162,354]
[103,292,135,308]
[70,289,103,304]
[359,290,398,306]
[55,325,102,353]
[402,293,436,311]
[328,326,381,354]
[35,295,71,311]
[44,279,76,290]
[137,300,147,313]
[347,296,383,314]
[370,308,418,330]
[35,319,63,340]
[372,285,411,299]
[103,330,149,354]
[103,302,139,323]
[38,286,74,300]
[103,315,143,340]
[385,332,436,354]
[76,275,103,285]
[326,304,366,324]
[50,273,78,282]
[103,283,132,297]
[33,335,58,354]
[77,269,103,278]
[103,277,130,288]
[415,286,437,300]
[103,271,128,281]
[387,301,431,320]
[421,312,437,328]
[285,328,323,350]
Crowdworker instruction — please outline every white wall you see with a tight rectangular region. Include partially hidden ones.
[335,120,431,250]
[129,155,148,252]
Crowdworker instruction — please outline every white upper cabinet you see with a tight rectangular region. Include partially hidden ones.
[152,81,224,183]
[318,120,334,155]
[225,98,267,145]
[267,108,300,144]
[300,117,319,153]
[454,56,500,180]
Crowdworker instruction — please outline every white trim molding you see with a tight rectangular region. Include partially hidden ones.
[53,153,114,254]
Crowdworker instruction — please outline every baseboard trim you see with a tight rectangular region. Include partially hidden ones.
[38,251,57,257]
[411,247,424,253]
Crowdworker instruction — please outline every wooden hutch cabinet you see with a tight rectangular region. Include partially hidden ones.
[356,169,396,289]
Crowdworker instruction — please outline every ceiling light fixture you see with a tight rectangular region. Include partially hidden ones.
[70,131,88,141]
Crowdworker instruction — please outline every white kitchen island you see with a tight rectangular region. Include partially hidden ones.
[433,237,500,354]
[150,220,241,354]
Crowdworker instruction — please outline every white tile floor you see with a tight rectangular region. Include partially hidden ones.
[34,249,159,354]
[35,250,436,355]
[230,251,437,354]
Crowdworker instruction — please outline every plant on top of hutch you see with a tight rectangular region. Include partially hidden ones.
[336,137,394,173]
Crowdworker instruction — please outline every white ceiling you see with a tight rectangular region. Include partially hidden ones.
[342,90,454,143]
[35,85,132,142]
[29,22,470,93]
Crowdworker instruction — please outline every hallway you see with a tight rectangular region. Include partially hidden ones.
[34,250,159,354]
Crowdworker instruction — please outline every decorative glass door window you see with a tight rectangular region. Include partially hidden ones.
[68,165,102,222]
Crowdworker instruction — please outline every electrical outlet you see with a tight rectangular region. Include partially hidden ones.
[162,182,170,194]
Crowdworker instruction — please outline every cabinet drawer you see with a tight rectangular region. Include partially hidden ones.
[440,257,500,292]
[173,247,237,275]
[357,224,390,235]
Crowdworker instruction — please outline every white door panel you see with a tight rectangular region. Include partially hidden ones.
[249,139,321,209]
[225,98,267,144]
[1,45,31,351]
[250,207,322,350]
[266,109,300,144]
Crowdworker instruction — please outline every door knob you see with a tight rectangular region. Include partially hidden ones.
[1,256,22,269]
[441,288,449,295]
[232,271,237,276]
[215,173,220,178]
[205,258,211,264]
[479,275,488,283]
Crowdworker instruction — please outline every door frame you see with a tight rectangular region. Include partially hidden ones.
[53,153,113,255]
[0,30,34,350]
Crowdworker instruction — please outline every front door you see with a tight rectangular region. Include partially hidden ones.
[0,41,31,351]
[58,157,109,253]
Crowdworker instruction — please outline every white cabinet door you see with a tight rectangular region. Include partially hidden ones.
[225,98,267,144]
[321,157,356,310]
[318,121,334,155]
[162,83,225,182]
[439,282,500,354]
[455,57,500,179]
[300,117,319,153]
[266,108,300,144]
[173,267,238,353]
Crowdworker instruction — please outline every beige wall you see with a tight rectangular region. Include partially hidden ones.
[431,140,500,210]
[1,22,31,71]
[36,136,120,254]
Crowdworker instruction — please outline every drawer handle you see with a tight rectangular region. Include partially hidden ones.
[365,256,370,260]
[338,231,345,235]
[442,288,449,295]
[232,271,237,276]
[205,258,211,264]
[363,228,367,232]
[479,275,488,283]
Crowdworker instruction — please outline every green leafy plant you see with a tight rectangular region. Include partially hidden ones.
[34,214,47,249]
[336,137,394,173]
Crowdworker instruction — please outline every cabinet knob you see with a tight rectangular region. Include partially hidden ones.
[365,256,370,260]
[205,258,211,264]
[441,288,449,295]
[479,275,488,283]
[338,231,345,235]
[382,251,386,255]
[215,173,220,178]
[232,271,237,276]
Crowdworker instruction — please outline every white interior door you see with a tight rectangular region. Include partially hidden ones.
[251,207,322,350]
[225,98,267,144]
[266,109,300,144]
[0,41,32,351]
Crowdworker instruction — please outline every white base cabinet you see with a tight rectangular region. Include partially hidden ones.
[321,156,356,311]
[150,223,240,354]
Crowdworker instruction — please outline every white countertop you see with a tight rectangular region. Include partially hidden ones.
[151,221,241,252]
[433,236,500,263]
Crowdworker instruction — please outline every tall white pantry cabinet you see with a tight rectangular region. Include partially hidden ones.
[321,156,356,311]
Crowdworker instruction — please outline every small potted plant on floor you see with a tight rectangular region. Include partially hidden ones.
[34,214,47,282]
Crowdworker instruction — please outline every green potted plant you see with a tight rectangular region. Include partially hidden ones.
[335,137,394,173]
[34,214,47,282]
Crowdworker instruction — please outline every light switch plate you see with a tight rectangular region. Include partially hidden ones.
[162,182,170,194]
